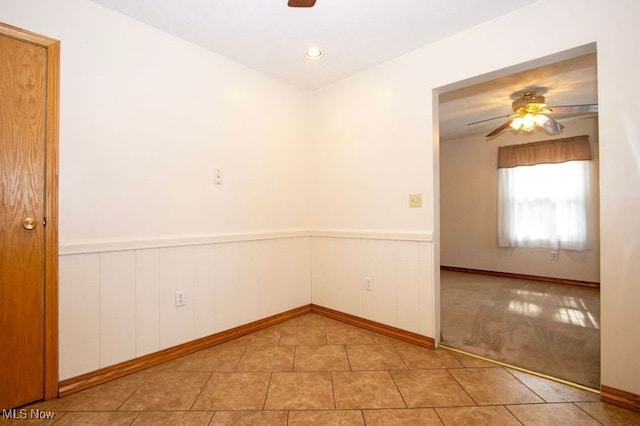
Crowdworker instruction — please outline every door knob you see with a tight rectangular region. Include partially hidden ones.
[22,217,37,230]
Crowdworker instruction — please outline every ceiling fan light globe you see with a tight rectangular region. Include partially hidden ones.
[521,113,536,131]
[534,114,549,126]
[510,117,523,130]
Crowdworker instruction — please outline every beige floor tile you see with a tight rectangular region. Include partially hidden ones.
[390,369,474,408]
[507,402,602,425]
[279,313,337,328]
[228,327,282,346]
[346,344,407,370]
[294,345,350,371]
[177,344,245,372]
[47,372,149,411]
[119,371,210,411]
[395,344,463,369]
[435,406,521,425]
[192,372,271,410]
[52,411,139,426]
[574,401,640,425]
[264,372,334,410]
[363,408,442,425]
[25,310,631,425]
[332,371,405,409]
[448,367,543,405]
[288,410,364,425]
[369,332,408,345]
[507,369,600,402]
[236,345,294,372]
[209,410,288,426]
[279,326,326,345]
[131,411,213,425]
[326,324,376,344]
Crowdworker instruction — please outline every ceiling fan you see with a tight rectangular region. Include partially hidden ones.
[472,90,598,138]
[288,0,316,7]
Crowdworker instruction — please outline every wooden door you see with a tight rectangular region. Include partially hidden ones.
[0,23,59,409]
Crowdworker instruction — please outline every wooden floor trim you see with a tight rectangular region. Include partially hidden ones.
[441,265,600,288]
[58,305,312,397]
[601,385,640,413]
[311,304,435,349]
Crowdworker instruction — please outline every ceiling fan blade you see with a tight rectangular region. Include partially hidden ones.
[540,116,565,133]
[548,104,598,114]
[288,0,316,7]
[467,114,512,126]
[486,120,513,138]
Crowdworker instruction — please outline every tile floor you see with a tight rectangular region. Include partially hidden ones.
[441,270,600,389]
[5,313,640,425]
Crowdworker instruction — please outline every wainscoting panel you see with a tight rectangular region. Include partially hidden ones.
[58,234,311,380]
[99,251,136,367]
[58,254,101,380]
[310,233,434,337]
[134,249,161,357]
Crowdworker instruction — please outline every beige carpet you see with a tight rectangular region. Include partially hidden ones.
[441,270,601,389]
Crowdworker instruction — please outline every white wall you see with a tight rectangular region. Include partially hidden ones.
[1,0,311,242]
[440,117,600,282]
[0,0,313,379]
[311,0,640,395]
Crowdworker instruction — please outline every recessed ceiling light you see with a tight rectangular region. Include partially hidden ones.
[305,46,323,59]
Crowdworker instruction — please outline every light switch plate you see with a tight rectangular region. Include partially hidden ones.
[409,193,422,208]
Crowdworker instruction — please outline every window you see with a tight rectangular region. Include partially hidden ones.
[497,136,592,251]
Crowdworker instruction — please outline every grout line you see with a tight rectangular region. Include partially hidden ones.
[263,372,273,411]
[445,367,479,406]
[234,345,248,372]
[571,401,606,424]
[329,371,337,410]
[386,370,409,409]
[114,371,152,412]
[440,344,600,394]
[503,405,528,426]
[343,344,353,371]
[188,372,213,411]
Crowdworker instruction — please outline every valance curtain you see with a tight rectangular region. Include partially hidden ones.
[497,135,592,251]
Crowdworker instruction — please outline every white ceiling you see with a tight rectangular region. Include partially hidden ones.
[88,0,540,91]
[88,0,597,141]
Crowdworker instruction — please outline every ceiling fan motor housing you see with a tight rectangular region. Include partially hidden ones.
[512,92,546,113]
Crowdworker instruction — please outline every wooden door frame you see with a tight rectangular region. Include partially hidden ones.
[0,22,59,401]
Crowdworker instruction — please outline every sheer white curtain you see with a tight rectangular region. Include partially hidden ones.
[498,160,591,251]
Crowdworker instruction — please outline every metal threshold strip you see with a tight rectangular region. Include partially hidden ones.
[439,344,600,394]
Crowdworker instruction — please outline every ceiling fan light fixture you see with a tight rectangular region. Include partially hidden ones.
[305,46,323,59]
[510,112,549,132]
[534,114,549,126]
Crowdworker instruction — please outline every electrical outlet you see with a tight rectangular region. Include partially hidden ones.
[175,290,186,307]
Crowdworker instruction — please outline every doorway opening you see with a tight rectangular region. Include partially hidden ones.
[436,44,600,390]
